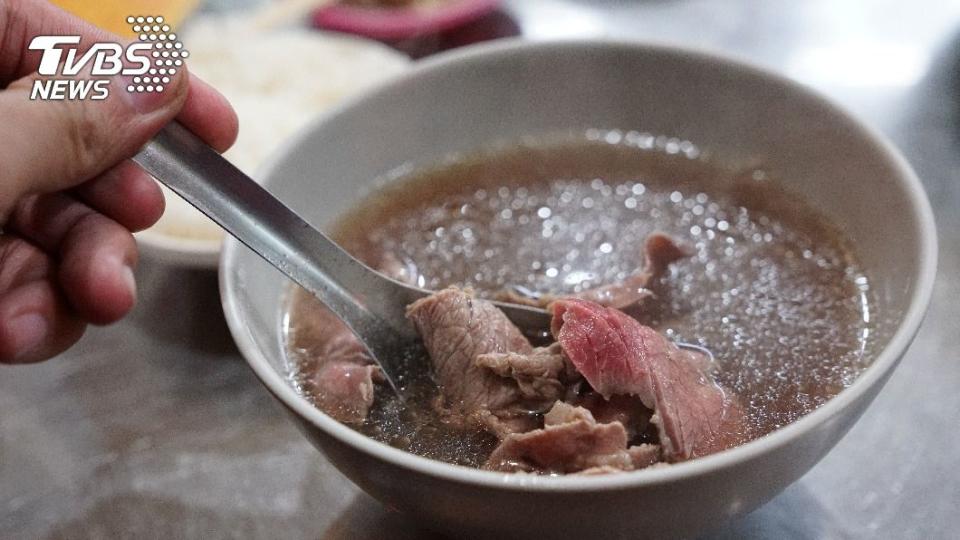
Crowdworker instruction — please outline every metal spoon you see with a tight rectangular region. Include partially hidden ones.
[132,123,552,393]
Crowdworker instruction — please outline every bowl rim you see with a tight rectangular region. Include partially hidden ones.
[220,38,938,492]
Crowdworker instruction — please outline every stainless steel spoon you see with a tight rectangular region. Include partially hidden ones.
[133,123,552,393]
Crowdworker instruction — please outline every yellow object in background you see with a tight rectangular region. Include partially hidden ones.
[49,0,200,36]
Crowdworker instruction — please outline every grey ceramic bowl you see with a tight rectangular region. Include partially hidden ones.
[219,40,937,539]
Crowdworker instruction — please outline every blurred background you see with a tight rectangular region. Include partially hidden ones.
[3,1,959,538]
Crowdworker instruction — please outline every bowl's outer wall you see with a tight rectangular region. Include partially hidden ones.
[223,42,928,538]
[271,360,894,540]
[282,374,885,540]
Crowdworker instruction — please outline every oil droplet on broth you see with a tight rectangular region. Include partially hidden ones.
[283,133,877,467]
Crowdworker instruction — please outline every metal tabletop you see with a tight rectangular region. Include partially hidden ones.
[3,1,958,538]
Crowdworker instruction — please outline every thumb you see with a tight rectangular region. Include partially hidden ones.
[0,69,189,222]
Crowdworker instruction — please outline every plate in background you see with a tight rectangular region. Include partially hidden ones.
[137,14,410,267]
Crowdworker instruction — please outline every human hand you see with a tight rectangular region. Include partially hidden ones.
[0,0,238,363]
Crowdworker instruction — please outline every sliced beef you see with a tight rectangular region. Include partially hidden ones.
[310,362,383,424]
[293,303,382,424]
[293,250,419,425]
[484,402,660,474]
[406,288,542,437]
[496,232,691,310]
[571,443,661,475]
[475,343,579,407]
[627,443,661,469]
[571,392,652,442]
[642,232,694,276]
[574,233,691,309]
[552,298,744,461]
[543,399,594,424]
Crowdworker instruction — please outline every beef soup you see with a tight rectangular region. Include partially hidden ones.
[283,132,875,474]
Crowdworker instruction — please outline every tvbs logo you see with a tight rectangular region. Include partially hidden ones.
[28,16,188,101]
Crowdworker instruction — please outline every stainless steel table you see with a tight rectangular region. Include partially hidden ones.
[3,1,958,538]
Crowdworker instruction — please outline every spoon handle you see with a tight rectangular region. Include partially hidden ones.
[132,123,413,343]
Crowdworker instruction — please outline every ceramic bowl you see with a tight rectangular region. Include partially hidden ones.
[219,40,937,539]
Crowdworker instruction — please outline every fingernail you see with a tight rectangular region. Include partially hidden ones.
[10,313,48,359]
[118,72,180,114]
[122,264,137,301]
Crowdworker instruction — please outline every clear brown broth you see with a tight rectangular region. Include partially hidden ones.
[283,134,875,468]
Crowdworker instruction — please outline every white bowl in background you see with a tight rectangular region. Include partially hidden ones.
[219,40,936,539]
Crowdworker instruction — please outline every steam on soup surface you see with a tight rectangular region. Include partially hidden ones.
[283,132,875,471]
